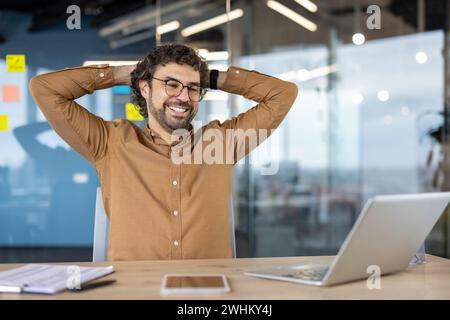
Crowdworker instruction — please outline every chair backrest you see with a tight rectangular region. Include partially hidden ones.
[92,187,237,261]
[92,187,109,262]
[229,194,237,258]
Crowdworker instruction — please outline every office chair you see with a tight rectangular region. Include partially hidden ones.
[92,188,110,262]
[92,187,237,262]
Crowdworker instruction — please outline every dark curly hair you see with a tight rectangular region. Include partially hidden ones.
[130,43,209,118]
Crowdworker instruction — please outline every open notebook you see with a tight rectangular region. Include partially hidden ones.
[0,264,114,294]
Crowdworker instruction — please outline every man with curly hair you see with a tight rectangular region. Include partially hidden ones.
[29,43,298,261]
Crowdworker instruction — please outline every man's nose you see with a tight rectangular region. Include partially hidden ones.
[177,86,191,101]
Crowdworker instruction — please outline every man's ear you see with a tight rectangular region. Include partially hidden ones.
[138,80,150,99]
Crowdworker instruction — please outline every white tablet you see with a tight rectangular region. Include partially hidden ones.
[160,273,230,296]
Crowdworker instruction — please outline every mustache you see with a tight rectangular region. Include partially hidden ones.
[164,101,193,110]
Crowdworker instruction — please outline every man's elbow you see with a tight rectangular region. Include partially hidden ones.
[28,75,55,113]
[285,82,299,104]
[29,75,43,94]
[28,74,52,99]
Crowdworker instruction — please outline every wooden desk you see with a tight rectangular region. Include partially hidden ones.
[0,255,449,299]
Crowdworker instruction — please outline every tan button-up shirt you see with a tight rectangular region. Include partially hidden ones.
[29,64,298,261]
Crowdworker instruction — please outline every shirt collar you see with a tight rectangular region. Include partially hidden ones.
[144,122,194,147]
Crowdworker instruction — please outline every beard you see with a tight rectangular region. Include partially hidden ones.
[148,99,196,133]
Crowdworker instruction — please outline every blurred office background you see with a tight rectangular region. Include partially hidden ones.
[0,0,449,262]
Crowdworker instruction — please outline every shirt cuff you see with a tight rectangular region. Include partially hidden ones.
[88,64,115,90]
[62,64,115,90]
[222,66,250,95]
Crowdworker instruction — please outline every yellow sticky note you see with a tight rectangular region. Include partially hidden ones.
[2,85,20,103]
[6,55,26,73]
[0,115,8,131]
[126,103,144,121]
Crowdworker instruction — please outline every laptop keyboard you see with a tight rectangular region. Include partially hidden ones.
[280,265,329,282]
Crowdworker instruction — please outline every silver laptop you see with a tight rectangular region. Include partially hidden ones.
[244,192,450,286]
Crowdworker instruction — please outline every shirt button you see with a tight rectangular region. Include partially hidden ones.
[99,72,104,78]
[235,70,240,74]
[172,180,178,186]
[173,210,179,216]
[173,240,179,247]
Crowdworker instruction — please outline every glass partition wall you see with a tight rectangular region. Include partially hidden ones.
[0,0,449,261]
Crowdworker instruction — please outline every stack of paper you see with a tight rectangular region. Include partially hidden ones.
[0,264,114,294]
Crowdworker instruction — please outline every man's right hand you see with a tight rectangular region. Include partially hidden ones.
[111,64,136,85]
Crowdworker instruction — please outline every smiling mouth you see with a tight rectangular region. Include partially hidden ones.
[167,105,190,115]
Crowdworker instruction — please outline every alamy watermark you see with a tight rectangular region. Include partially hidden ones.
[168,120,280,175]
[66,265,81,290]
[66,5,81,30]
[366,5,381,30]
[366,265,382,290]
